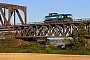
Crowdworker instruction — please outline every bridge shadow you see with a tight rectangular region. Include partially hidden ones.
[19,38,37,42]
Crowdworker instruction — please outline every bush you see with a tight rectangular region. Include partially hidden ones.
[65,21,88,51]
[0,41,90,55]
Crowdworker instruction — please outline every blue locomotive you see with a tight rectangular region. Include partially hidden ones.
[45,13,72,21]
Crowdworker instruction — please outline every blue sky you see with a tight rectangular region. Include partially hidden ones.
[1,0,90,23]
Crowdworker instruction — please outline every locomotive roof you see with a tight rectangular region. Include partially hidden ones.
[45,14,72,17]
[56,14,72,15]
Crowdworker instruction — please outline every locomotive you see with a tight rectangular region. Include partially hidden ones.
[44,13,73,23]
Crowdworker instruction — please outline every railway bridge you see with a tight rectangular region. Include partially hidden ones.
[0,3,90,40]
[14,20,90,39]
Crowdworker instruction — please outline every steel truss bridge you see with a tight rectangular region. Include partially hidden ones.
[0,3,90,39]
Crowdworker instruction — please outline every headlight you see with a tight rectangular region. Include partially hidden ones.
[62,16,63,18]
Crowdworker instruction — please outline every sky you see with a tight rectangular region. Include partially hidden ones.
[0,0,90,23]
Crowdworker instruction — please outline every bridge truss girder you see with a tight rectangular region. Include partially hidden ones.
[15,23,87,38]
[0,3,26,26]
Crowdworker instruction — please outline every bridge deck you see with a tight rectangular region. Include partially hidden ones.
[15,36,47,39]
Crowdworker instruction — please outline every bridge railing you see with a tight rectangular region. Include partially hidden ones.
[73,18,90,21]
[16,23,22,25]
[27,21,44,24]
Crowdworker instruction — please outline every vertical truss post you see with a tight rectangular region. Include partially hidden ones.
[14,10,16,25]
[4,7,5,25]
[24,7,27,24]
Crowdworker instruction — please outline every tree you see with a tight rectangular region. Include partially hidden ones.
[67,21,88,51]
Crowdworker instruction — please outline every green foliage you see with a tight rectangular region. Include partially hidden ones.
[36,38,50,45]
[63,37,71,45]
[0,42,90,54]
[67,21,88,51]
